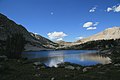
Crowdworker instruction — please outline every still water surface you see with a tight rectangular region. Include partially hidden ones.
[22,50,111,67]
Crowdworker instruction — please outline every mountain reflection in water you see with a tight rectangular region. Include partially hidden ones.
[22,50,111,67]
[80,53,111,64]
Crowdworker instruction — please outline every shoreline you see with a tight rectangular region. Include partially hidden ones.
[1,48,120,80]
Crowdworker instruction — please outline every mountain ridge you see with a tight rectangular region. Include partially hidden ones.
[56,27,120,47]
[0,13,58,51]
[76,27,120,43]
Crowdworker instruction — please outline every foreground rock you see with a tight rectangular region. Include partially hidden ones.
[33,62,48,69]
[83,67,92,72]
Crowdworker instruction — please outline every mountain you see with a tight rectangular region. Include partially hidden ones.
[0,13,58,51]
[30,32,58,48]
[55,40,73,46]
[56,27,120,49]
[76,27,120,43]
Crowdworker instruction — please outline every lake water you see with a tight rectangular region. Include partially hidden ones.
[22,50,111,67]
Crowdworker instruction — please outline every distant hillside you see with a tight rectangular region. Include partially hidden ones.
[56,27,120,47]
[77,27,120,43]
[55,40,72,46]
[59,39,120,50]
[56,27,120,50]
[0,13,58,51]
[30,32,58,48]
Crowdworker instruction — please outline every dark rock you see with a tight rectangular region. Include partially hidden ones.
[0,65,2,68]
[57,62,82,68]
[100,50,111,54]
[33,62,48,69]
[114,64,120,67]
[97,72,105,74]
[97,66,101,68]
[34,74,41,77]
[0,55,8,61]
[65,75,69,78]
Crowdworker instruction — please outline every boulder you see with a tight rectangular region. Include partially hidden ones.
[65,65,75,70]
[33,62,42,66]
[83,67,92,72]
[76,66,81,70]
[33,62,48,69]
[51,77,55,80]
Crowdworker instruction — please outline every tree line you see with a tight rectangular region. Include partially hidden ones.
[0,34,26,59]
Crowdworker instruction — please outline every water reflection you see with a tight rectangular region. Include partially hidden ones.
[79,53,111,64]
[22,50,111,67]
[45,52,111,67]
[46,51,64,67]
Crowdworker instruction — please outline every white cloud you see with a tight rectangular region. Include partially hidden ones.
[89,6,97,12]
[34,33,38,35]
[32,32,38,35]
[77,37,84,40]
[87,27,97,30]
[56,38,63,41]
[106,4,120,12]
[83,22,99,28]
[114,5,120,12]
[47,31,67,41]
[83,22,93,27]
[83,22,99,30]
[107,7,112,12]
[93,22,99,26]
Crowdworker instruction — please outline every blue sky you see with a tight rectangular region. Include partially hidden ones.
[0,0,120,42]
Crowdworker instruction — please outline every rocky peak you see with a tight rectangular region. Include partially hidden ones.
[76,27,120,43]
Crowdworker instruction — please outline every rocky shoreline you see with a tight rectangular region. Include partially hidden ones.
[0,48,120,80]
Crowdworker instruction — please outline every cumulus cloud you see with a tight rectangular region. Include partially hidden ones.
[107,7,113,12]
[89,6,97,12]
[83,22,99,30]
[106,4,120,12]
[83,22,93,27]
[115,5,120,12]
[47,31,67,41]
[87,27,97,30]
